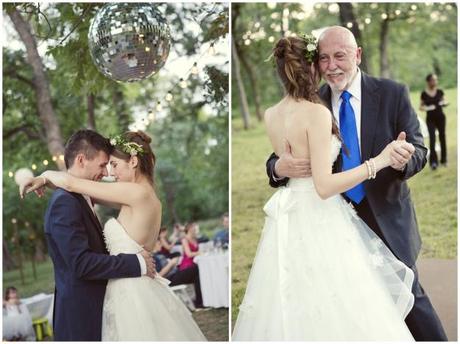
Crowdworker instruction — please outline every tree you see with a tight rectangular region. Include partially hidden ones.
[7,6,65,169]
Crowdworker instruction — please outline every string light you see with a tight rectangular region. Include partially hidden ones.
[59,155,64,161]
[148,111,155,121]
[11,218,17,224]
[32,164,37,170]
[156,101,163,111]
[209,42,216,55]
[43,160,49,166]
[179,78,187,88]
[52,156,57,161]
[191,62,199,75]
[165,92,173,102]
[8,171,13,178]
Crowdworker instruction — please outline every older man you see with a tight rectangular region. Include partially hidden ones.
[266,26,447,341]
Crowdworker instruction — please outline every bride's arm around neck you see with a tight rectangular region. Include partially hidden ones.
[42,170,151,207]
[306,103,388,200]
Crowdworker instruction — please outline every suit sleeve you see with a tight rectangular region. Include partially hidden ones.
[266,152,289,188]
[49,194,141,280]
[396,85,428,180]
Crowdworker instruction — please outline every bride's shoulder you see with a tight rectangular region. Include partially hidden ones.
[293,100,331,123]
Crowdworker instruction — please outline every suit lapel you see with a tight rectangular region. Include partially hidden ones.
[360,73,381,161]
[73,193,105,242]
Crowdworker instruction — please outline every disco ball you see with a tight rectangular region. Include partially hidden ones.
[88,3,171,82]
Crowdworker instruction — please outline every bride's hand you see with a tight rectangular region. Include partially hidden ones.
[19,176,47,199]
[375,140,408,170]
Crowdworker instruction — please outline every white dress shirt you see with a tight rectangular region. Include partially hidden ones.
[82,194,147,275]
[331,68,363,154]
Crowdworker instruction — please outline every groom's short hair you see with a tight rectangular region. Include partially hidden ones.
[64,130,112,169]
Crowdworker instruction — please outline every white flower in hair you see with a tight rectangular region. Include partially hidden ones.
[130,149,137,156]
[307,43,316,52]
[110,138,117,146]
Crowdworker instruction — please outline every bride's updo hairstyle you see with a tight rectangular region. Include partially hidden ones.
[273,36,321,103]
[273,36,341,139]
[111,131,156,184]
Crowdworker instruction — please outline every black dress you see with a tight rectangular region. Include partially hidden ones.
[421,89,446,166]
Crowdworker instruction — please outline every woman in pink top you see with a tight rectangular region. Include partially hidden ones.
[179,222,201,270]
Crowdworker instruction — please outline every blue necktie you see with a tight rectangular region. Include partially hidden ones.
[339,90,365,203]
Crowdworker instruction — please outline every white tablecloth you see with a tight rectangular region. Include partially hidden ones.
[21,293,54,325]
[194,251,229,308]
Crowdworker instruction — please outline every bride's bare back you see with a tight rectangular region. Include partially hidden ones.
[265,97,324,161]
[117,188,161,252]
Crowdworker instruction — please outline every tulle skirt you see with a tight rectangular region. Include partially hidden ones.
[232,178,415,341]
[102,275,206,341]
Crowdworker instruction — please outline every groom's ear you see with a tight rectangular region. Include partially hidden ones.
[75,153,85,168]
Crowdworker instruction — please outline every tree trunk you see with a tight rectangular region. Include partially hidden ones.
[112,87,130,132]
[34,236,47,262]
[378,3,392,78]
[8,8,65,170]
[379,17,390,78]
[236,43,263,121]
[232,39,251,130]
[3,240,16,271]
[338,3,368,73]
[87,94,96,130]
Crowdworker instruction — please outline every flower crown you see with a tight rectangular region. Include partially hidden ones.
[109,135,144,157]
[299,32,318,63]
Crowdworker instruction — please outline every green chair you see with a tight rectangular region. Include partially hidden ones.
[32,317,53,341]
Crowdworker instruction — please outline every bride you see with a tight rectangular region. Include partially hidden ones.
[20,131,206,341]
[232,36,415,341]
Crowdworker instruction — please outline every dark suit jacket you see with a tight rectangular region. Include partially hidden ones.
[44,188,141,341]
[266,73,427,267]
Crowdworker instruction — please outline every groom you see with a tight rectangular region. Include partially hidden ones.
[266,26,447,341]
[43,130,156,341]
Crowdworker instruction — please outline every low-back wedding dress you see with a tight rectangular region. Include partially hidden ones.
[101,218,206,341]
[232,136,415,341]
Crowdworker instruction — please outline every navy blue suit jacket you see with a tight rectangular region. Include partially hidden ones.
[44,188,141,341]
[266,73,427,267]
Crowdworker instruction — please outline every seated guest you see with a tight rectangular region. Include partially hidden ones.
[169,223,185,245]
[213,212,229,246]
[179,222,201,271]
[153,241,203,308]
[159,227,180,258]
[3,287,35,341]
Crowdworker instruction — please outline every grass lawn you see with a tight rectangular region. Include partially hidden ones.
[231,88,457,326]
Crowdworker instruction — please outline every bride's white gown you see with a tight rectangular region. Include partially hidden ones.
[101,218,206,341]
[233,136,415,341]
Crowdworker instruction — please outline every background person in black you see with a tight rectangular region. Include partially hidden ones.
[420,73,448,170]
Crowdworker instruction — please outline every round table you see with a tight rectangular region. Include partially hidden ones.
[194,251,229,308]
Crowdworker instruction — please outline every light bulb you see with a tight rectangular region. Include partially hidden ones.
[191,62,199,75]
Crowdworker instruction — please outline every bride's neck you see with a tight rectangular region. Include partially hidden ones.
[132,173,152,187]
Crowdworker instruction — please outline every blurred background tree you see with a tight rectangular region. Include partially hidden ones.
[3,2,228,274]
